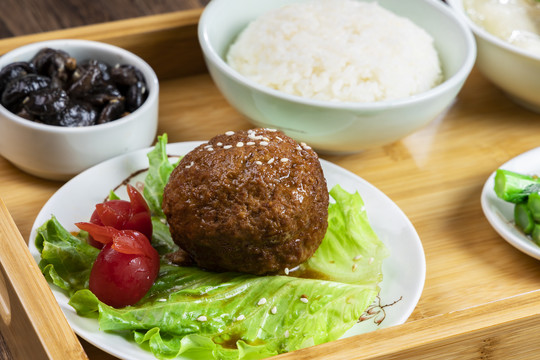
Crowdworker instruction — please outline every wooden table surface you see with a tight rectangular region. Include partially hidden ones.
[1,1,540,359]
[0,0,209,39]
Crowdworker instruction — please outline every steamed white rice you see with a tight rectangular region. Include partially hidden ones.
[226,0,443,103]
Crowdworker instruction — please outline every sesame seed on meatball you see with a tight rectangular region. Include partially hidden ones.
[162,128,329,275]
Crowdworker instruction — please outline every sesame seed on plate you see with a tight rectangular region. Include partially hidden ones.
[284,267,290,275]
[257,298,267,306]
[266,128,277,132]
[197,315,207,322]
[225,131,235,136]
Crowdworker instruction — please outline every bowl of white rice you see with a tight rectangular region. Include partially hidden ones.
[448,0,540,113]
[198,0,476,153]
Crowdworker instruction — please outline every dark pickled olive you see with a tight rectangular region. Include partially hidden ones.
[8,101,35,121]
[110,64,144,86]
[15,107,35,121]
[1,74,51,109]
[97,98,125,124]
[31,48,59,73]
[68,65,107,99]
[125,81,147,112]
[31,48,75,87]
[46,101,98,127]
[81,59,111,82]
[86,84,123,107]
[23,88,69,117]
[0,62,35,94]
[1,47,148,126]
[31,48,77,83]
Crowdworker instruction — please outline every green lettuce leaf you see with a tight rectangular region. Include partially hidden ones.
[302,185,388,285]
[143,134,180,255]
[151,216,178,255]
[69,264,376,359]
[144,134,179,218]
[35,216,99,294]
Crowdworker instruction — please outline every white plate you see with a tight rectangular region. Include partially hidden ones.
[29,141,425,360]
[481,147,540,260]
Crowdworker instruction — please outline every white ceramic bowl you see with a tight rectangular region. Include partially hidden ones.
[198,0,476,154]
[0,39,159,181]
[447,0,540,113]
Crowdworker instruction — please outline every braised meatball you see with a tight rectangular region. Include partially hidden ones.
[162,128,329,275]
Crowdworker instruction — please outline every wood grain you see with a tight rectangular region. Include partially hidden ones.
[0,9,207,81]
[0,198,87,359]
[0,8,539,360]
[0,0,209,39]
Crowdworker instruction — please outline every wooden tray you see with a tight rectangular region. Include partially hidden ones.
[1,8,540,360]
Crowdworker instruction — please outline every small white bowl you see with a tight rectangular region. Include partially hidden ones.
[0,39,159,181]
[198,0,476,154]
[448,0,540,113]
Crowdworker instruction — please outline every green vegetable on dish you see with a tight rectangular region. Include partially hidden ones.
[494,169,540,203]
[494,169,540,245]
[36,134,389,360]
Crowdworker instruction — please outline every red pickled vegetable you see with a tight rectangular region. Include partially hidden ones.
[76,223,160,308]
[87,184,152,249]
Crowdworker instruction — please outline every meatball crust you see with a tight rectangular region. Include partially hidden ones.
[162,128,329,275]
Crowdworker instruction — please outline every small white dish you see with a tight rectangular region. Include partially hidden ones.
[0,39,159,181]
[481,147,540,260]
[29,141,426,359]
[448,0,540,113]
